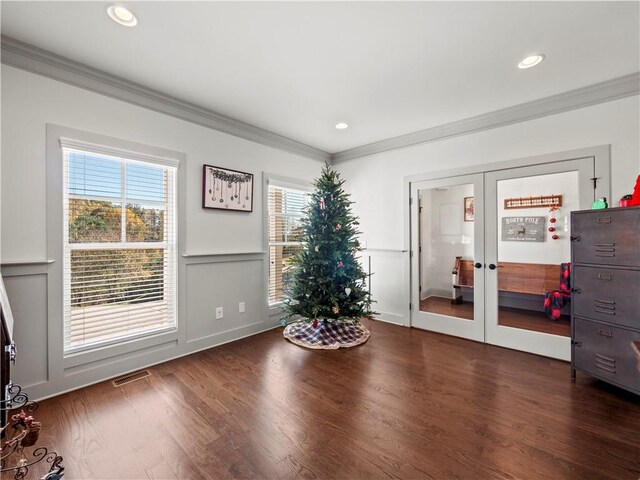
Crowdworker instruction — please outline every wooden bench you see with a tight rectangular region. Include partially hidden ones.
[453,257,560,297]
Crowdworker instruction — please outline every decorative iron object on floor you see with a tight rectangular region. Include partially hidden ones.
[0,383,64,480]
[283,320,370,350]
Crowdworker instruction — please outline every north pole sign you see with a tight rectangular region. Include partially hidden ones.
[501,216,546,242]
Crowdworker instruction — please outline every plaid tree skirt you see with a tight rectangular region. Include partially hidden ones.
[283,320,370,350]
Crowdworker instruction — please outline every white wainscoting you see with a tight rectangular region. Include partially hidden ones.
[362,249,409,326]
[2,263,50,389]
[1,252,279,400]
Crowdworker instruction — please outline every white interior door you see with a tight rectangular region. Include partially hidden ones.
[410,174,485,342]
[484,158,596,360]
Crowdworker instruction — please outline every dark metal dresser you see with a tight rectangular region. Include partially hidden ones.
[570,206,640,394]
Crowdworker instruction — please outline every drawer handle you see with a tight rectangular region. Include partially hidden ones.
[595,243,615,246]
[596,272,613,281]
[595,253,615,257]
[597,217,612,224]
[594,248,615,253]
[598,329,613,338]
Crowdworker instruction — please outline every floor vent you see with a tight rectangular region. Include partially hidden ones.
[112,369,151,387]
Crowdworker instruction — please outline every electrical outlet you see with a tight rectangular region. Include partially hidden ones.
[239,302,246,313]
[215,307,223,319]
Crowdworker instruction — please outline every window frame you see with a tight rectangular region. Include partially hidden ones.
[62,146,178,355]
[47,125,185,370]
[263,173,312,315]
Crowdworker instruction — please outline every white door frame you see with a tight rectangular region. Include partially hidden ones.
[410,174,485,342]
[404,145,610,354]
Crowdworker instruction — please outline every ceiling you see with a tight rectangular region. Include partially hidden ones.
[1,1,638,154]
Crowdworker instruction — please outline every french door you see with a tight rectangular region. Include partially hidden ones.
[484,158,595,360]
[411,156,597,359]
[410,173,485,342]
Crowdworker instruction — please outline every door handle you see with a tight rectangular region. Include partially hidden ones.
[488,264,500,270]
[474,262,483,269]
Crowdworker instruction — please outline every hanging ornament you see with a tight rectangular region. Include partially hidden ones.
[337,261,344,268]
[548,205,560,239]
[312,317,318,329]
[345,287,352,296]
[319,197,326,210]
[335,224,342,231]
[314,245,320,252]
[332,306,340,315]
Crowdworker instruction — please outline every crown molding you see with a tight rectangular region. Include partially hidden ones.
[0,35,330,163]
[331,72,640,164]
[2,36,638,166]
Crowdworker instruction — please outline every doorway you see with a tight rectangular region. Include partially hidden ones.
[409,150,607,360]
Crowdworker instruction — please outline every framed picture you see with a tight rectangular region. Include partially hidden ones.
[464,197,474,222]
[202,164,253,212]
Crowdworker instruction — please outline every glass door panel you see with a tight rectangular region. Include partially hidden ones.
[485,158,595,360]
[411,174,484,342]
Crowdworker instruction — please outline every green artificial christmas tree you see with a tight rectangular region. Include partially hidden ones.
[282,164,374,333]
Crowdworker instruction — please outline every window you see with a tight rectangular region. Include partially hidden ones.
[62,142,177,354]
[268,184,309,305]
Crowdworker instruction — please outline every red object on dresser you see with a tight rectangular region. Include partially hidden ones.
[630,174,640,206]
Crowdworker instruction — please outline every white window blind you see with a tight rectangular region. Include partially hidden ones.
[62,146,177,354]
[268,184,309,305]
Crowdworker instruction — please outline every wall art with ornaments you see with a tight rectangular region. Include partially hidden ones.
[202,164,254,212]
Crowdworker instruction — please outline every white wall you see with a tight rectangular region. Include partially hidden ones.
[337,96,640,324]
[497,171,577,265]
[420,184,474,297]
[1,65,322,398]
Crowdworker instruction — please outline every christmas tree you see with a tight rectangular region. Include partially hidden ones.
[283,164,374,327]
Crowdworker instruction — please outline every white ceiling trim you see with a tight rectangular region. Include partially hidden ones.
[0,35,331,163]
[1,36,638,166]
[331,72,640,164]
[331,72,639,164]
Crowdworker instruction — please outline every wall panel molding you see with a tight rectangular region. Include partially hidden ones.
[0,35,330,163]
[1,262,51,277]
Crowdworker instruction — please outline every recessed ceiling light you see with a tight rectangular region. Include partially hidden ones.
[518,54,545,69]
[107,5,138,27]
[335,123,349,130]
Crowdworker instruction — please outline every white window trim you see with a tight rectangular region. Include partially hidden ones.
[263,173,312,316]
[47,125,186,372]
[62,147,178,355]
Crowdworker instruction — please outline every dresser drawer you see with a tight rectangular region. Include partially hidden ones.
[573,317,640,392]
[571,208,640,267]
[572,266,640,329]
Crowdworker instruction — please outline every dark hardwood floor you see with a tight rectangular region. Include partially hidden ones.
[32,320,639,479]
[420,296,571,337]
